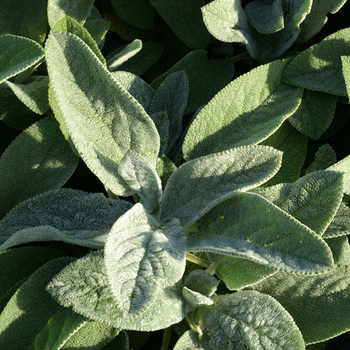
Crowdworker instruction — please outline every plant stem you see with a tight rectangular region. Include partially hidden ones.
[186,252,211,268]
[227,51,251,63]
[160,327,172,350]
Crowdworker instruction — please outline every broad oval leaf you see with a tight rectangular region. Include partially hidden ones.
[0,34,44,84]
[0,257,74,349]
[0,188,132,250]
[253,266,350,344]
[188,192,334,273]
[45,31,160,196]
[197,291,305,349]
[0,117,78,218]
[48,251,188,331]
[282,28,350,96]
[160,145,282,228]
[183,59,302,160]
[105,203,186,315]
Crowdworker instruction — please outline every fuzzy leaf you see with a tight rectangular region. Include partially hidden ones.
[183,270,219,297]
[150,71,189,152]
[197,291,305,349]
[305,144,337,174]
[151,50,235,114]
[173,330,208,350]
[48,0,94,28]
[107,39,142,71]
[262,121,308,185]
[161,145,282,228]
[182,287,214,309]
[0,246,66,311]
[328,154,350,195]
[342,55,350,99]
[0,257,74,349]
[105,203,186,315]
[188,192,334,273]
[323,203,350,239]
[288,90,337,139]
[111,71,155,112]
[253,266,350,344]
[245,0,284,34]
[183,60,302,160]
[45,31,160,196]
[150,0,211,49]
[48,251,188,331]
[326,236,350,266]
[282,28,350,96]
[0,34,44,84]
[0,117,78,218]
[110,0,154,30]
[156,156,177,189]
[4,76,49,115]
[54,15,106,64]
[117,151,162,214]
[0,189,132,250]
[84,18,110,46]
[150,111,169,157]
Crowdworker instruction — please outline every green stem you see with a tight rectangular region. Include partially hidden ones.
[160,327,172,350]
[185,314,203,335]
[226,51,251,63]
[186,252,211,268]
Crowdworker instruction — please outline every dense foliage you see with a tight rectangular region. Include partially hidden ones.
[1,0,350,349]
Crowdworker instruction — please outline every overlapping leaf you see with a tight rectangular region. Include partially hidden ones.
[48,251,188,331]
[45,31,160,196]
[107,39,142,71]
[161,145,282,228]
[0,189,132,250]
[0,117,78,218]
[183,59,302,160]
[105,204,186,315]
[188,192,334,273]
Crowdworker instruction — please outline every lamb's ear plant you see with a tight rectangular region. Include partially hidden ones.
[1,0,350,349]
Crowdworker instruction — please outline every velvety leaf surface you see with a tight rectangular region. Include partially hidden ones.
[328,154,350,195]
[0,257,74,349]
[4,76,49,115]
[282,28,350,96]
[105,204,186,315]
[110,0,154,30]
[149,71,188,152]
[253,266,350,344]
[183,270,219,297]
[111,71,155,112]
[182,287,214,309]
[45,31,160,196]
[323,203,350,238]
[173,330,207,350]
[0,34,44,84]
[161,145,282,228]
[150,111,169,157]
[54,15,106,64]
[100,331,128,350]
[84,18,110,46]
[117,151,162,214]
[150,0,211,49]
[342,55,350,99]
[0,117,78,218]
[262,121,308,185]
[0,246,66,311]
[288,89,337,139]
[326,236,350,266]
[151,50,235,114]
[48,251,188,331]
[107,40,142,71]
[183,60,302,160]
[305,144,337,174]
[188,192,334,273]
[156,156,177,189]
[0,188,132,250]
[48,0,94,28]
[0,0,48,44]
[197,291,305,349]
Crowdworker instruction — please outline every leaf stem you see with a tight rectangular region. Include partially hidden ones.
[160,327,172,350]
[186,252,211,268]
[186,314,203,335]
[226,51,251,63]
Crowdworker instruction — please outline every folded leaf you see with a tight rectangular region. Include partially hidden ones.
[253,266,350,344]
[48,251,188,331]
[183,59,302,160]
[0,189,132,250]
[0,34,44,84]
[45,31,160,196]
[0,117,78,218]
[107,39,142,71]
[183,270,219,297]
[196,291,305,349]
[188,192,334,273]
[105,203,186,315]
[282,28,350,96]
[0,257,74,349]
[161,145,282,228]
